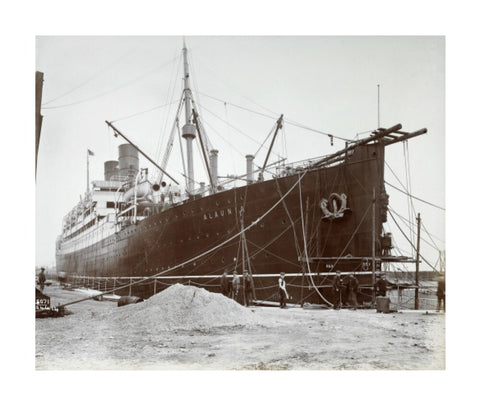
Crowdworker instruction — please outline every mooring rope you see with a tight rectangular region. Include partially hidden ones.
[298,174,333,307]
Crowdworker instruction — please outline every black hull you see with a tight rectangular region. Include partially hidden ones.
[56,143,387,305]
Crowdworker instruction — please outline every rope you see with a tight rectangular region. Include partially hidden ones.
[43,55,181,110]
[388,207,444,249]
[42,49,135,106]
[198,91,348,141]
[110,99,181,123]
[298,175,333,306]
[388,209,439,272]
[385,181,445,211]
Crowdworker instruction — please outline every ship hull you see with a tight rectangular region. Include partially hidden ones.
[56,143,387,306]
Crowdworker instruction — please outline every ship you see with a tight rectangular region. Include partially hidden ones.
[55,42,427,307]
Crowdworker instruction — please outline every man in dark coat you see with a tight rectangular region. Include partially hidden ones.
[436,274,445,312]
[375,275,387,297]
[347,274,359,310]
[220,270,230,297]
[331,271,343,309]
[243,271,253,307]
[38,267,46,291]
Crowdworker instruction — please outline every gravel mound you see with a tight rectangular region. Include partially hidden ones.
[108,284,259,331]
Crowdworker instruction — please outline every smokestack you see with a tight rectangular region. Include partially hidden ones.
[104,160,119,181]
[209,149,218,189]
[118,144,139,180]
[182,124,196,194]
[246,154,254,184]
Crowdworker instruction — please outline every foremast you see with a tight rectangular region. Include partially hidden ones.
[181,40,197,195]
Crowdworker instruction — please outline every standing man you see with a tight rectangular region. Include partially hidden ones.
[436,274,445,312]
[332,270,343,309]
[347,273,359,310]
[375,274,387,297]
[278,272,289,308]
[220,270,230,297]
[231,271,240,302]
[243,271,253,307]
[38,267,46,291]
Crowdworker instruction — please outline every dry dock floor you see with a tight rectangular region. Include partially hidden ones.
[35,285,445,370]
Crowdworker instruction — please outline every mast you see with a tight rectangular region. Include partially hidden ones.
[181,40,196,194]
[259,114,283,181]
[415,213,421,310]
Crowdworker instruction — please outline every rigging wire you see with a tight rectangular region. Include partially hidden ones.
[388,209,439,272]
[198,91,351,142]
[110,99,181,123]
[253,122,278,158]
[42,49,135,106]
[200,103,283,160]
[154,49,184,164]
[192,53,281,118]
[421,221,440,251]
[385,180,445,211]
[298,176,333,306]
[403,141,415,256]
[388,207,444,250]
[43,54,181,110]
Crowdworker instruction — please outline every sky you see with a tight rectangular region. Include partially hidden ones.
[36,35,445,271]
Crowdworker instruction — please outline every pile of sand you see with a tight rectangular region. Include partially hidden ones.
[106,284,259,331]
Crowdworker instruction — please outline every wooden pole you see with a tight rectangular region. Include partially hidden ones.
[415,213,421,310]
[372,187,376,305]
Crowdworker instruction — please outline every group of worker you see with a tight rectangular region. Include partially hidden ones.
[220,269,445,311]
[220,270,254,306]
[331,270,387,310]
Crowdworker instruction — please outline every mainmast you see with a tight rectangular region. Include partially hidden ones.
[181,40,196,195]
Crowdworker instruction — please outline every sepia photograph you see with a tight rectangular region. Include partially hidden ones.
[0,0,476,403]
[35,35,445,371]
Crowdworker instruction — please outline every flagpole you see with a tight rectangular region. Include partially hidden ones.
[87,150,91,192]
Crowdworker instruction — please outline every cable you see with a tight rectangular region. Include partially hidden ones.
[110,99,181,123]
[42,49,135,106]
[298,175,333,306]
[388,209,439,272]
[43,55,181,110]
[385,180,445,211]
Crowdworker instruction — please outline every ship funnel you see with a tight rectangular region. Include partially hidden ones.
[246,154,254,184]
[118,144,139,180]
[209,149,219,189]
[104,160,119,181]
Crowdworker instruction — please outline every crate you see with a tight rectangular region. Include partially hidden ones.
[376,297,391,313]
